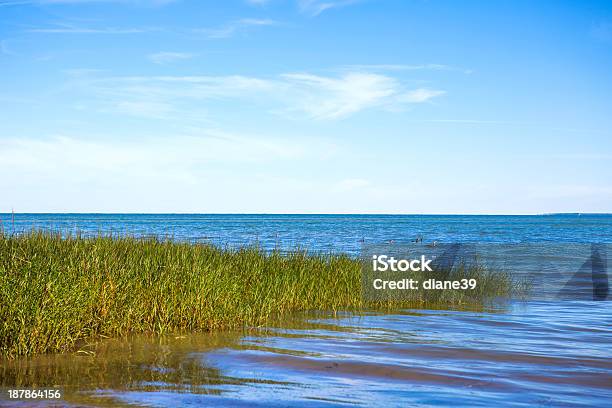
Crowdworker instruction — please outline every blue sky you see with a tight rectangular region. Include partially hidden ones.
[1,0,611,213]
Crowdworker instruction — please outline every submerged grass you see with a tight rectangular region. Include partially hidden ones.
[0,231,520,358]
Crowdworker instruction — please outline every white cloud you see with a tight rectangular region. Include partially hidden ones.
[114,100,175,118]
[344,63,473,74]
[26,25,151,34]
[196,18,277,39]
[245,0,272,5]
[0,132,340,212]
[1,0,176,6]
[298,0,360,16]
[148,51,195,64]
[280,72,444,119]
[346,64,452,71]
[397,88,445,103]
[67,70,445,120]
[240,18,276,26]
[0,132,304,171]
[281,72,396,119]
[0,131,312,192]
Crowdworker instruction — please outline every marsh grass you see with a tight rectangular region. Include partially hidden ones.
[0,231,520,358]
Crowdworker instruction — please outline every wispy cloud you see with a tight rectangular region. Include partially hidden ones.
[245,0,272,5]
[298,0,360,16]
[0,1,29,6]
[114,100,176,118]
[0,131,321,184]
[0,132,339,212]
[26,24,153,34]
[344,63,473,74]
[1,0,177,6]
[347,63,451,71]
[411,119,516,124]
[397,88,445,103]
[68,70,445,120]
[280,72,444,119]
[0,132,304,174]
[25,18,274,38]
[195,18,277,39]
[148,51,195,64]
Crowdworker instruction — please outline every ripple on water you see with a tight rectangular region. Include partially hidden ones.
[1,301,611,407]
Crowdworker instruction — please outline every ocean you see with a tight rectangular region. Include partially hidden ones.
[2,213,611,254]
[1,213,610,407]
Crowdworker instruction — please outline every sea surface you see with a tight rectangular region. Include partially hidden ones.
[2,213,611,254]
[1,214,611,407]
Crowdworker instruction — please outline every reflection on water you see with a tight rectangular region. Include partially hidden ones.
[1,301,611,407]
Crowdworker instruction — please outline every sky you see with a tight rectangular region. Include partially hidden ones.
[0,0,611,214]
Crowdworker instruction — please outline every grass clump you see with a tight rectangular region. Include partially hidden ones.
[0,231,519,357]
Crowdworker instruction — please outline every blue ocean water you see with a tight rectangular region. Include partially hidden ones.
[1,213,611,407]
[2,213,611,255]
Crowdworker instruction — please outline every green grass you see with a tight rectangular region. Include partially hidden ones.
[0,231,521,358]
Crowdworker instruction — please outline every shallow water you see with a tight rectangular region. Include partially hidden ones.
[1,303,611,407]
[1,214,610,406]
